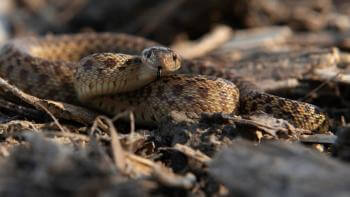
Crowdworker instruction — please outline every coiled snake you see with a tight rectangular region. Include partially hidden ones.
[0,33,329,132]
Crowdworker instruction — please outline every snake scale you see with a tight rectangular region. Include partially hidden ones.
[0,33,329,132]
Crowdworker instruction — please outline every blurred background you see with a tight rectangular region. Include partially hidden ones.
[1,0,350,46]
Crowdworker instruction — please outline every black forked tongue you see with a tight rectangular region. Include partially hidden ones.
[157,66,162,79]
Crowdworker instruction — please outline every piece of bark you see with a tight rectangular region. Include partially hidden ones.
[209,139,350,197]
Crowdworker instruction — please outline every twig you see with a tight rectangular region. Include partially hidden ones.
[231,115,311,136]
[0,77,98,124]
[0,97,45,119]
[0,77,67,132]
[301,71,341,102]
[174,144,211,164]
[151,165,196,189]
[299,134,337,144]
[314,68,350,84]
[36,102,68,133]
[172,25,233,58]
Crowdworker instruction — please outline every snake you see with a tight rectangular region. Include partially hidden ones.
[0,32,329,132]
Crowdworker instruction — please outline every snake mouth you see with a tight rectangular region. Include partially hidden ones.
[157,66,162,79]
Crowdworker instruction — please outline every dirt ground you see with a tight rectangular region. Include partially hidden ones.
[0,0,350,196]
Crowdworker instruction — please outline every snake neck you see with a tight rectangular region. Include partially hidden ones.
[74,55,159,101]
[136,60,158,83]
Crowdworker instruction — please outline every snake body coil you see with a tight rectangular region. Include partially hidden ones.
[0,33,329,132]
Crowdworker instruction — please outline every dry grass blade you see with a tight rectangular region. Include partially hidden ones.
[90,115,127,172]
[90,113,196,188]
[0,77,98,124]
[109,117,128,173]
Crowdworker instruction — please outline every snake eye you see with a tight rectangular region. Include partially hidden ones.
[146,52,151,58]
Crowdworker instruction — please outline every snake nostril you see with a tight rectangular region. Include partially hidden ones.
[125,59,132,65]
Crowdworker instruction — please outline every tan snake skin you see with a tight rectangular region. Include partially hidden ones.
[0,33,329,132]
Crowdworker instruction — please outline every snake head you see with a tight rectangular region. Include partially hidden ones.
[141,46,181,77]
